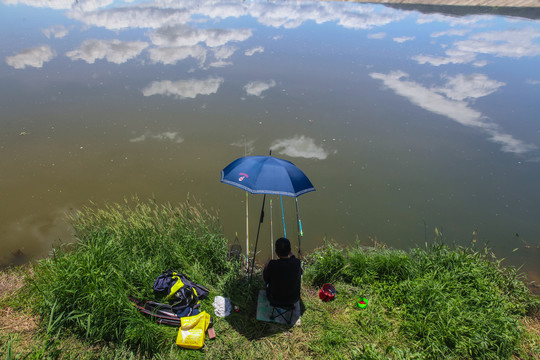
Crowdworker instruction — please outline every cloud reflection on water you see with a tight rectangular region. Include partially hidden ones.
[416,13,491,26]
[368,32,387,39]
[415,28,540,66]
[148,44,207,66]
[2,0,537,156]
[434,73,505,101]
[2,0,539,155]
[68,6,191,29]
[52,0,407,32]
[141,77,224,99]
[2,0,74,9]
[228,136,331,160]
[245,46,264,56]
[369,71,536,154]
[150,25,252,48]
[130,131,184,144]
[393,36,415,43]
[271,135,330,160]
[244,80,276,98]
[210,46,237,68]
[66,39,148,64]
[430,29,471,38]
[5,45,56,69]
[42,25,70,39]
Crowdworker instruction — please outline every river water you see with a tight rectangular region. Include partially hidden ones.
[1,0,539,282]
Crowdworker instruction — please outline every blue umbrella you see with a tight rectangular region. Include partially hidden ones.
[220,155,315,280]
[221,156,315,197]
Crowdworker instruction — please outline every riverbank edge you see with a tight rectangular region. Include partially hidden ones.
[1,249,539,359]
[1,197,539,359]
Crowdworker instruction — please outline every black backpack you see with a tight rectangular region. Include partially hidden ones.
[153,270,209,312]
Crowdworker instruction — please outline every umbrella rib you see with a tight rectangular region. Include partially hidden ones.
[221,178,315,197]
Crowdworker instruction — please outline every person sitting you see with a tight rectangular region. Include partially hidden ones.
[263,237,302,307]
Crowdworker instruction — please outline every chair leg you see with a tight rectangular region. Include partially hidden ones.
[271,306,294,325]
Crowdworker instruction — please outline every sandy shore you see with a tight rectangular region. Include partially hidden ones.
[339,0,540,7]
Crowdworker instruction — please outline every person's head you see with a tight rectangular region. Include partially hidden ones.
[275,237,291,258]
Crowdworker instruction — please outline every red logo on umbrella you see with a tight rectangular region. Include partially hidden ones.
[238,173,249,181]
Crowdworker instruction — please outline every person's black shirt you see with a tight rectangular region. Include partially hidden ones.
[263,255,302,306]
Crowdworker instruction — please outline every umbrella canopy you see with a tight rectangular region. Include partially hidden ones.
[220,155,315,197]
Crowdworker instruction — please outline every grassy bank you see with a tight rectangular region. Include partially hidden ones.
[1,198,539,359]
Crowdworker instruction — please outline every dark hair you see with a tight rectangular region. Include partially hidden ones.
[275,237,291,257]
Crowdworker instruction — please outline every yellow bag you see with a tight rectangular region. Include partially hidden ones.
[176,311,211,349]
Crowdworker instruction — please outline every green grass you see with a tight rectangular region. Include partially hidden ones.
[302,241,539,359]
[1,198,538,359]
[24,197,232,356]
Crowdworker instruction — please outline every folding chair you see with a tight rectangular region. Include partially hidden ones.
[270,304,295,325]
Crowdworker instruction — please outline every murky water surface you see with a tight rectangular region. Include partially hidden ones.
[1,0,539,281]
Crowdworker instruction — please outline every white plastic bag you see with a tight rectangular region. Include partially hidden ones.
[212,296,231,317]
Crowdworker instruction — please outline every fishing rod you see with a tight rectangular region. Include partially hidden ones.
[295,197,303,259]
[244,138,250,279]
[280,195,286,238]
[245,192,249,279]
[270,199,274,260]
[248,149,272,282]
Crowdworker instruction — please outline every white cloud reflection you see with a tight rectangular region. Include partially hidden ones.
[2,0,118,10]
[141,77,224,99]
[393,36,414,43]
[433,73,505,101]
[209,45,237,67]
[67,5,192,30]
[72,0,115,12]
[245,46,264,56]
[370,71,535,154]
[243,80,276,97]
[368,32,386,39]
[247,1,407,30]
[150,25,252,48]
[6,0,412,72]
[271,135,330,160]
[415,28,540,66]
[130,131,184,143]
[416,13,491,27]
[66,39,148,64]
[5,45,56,69]
[148,44,207,65]
[371,71,486,127]
[455,28,540,58]
[413,49,477,66]
[431,29,471,38]
[2,0,74,9]
[42,25,69,39]
[4,1,538,155]
[7,0,409,32]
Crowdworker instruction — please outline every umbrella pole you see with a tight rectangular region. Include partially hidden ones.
[280,195,286,238]
[295,197,303,259]
[249,194,266,282]
[270,198,274,260]
[245,192,250,279]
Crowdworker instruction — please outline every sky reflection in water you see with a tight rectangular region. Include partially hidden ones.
[1,0,540,280]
